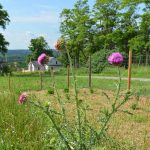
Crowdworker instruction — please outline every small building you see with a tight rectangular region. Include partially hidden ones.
[27,57,62,72]
[47,57,62,68]
[28,61,45,72]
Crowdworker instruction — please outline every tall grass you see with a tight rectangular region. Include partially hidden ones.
[0,75,150,95]
[0,69,150,149]
[0,92,56,149]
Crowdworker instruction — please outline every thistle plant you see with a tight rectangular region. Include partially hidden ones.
[19,50,133,149]
[37,53,49,90]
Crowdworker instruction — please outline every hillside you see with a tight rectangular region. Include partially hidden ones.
[7,49,30,56]
[0,49,59,62]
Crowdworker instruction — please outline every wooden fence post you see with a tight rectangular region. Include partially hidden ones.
[40,71,43,90]
[128,50,132,90]
[8,73,11,91]
[67,65,70,90]
[89,55,92,89]
[50,67,54,88]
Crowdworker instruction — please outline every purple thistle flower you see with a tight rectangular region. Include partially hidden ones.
[108,52,124,65]
[37,53,48,65]
[18,92,27,104]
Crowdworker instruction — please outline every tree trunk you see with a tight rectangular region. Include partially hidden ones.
[145,50,149,66]
[75,51,80,68]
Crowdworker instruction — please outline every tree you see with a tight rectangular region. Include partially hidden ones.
[93,0,120,50]
[59,0,149,67]
[122,0,150,6]
[60,0,92,68]
[115,5,138,53]
[28,36,53,62]
[129,4,150,65]
[0,3,10,55]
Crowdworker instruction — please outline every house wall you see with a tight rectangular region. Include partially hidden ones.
[48,58,62,66]
[28,58,62,72]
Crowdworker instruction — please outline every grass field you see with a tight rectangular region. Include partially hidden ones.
[0,70,150,149]
[52,65,150,78]
[0,73,150,95]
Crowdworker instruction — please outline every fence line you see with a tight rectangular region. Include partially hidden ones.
[0,54,150,76]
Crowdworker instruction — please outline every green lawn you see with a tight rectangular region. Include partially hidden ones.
[0,72,150,149]
[95,65,150,78]
[34,65,150,78]
[0,73,149,95]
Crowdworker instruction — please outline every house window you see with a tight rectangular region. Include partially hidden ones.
[56,61,57,64]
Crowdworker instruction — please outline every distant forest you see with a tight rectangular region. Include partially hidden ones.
[59,0,150,67]
[0,49,59,63]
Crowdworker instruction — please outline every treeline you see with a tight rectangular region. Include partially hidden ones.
[59,0,150,67]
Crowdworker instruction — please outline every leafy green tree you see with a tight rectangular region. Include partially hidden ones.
[88,49,109,73]
[0,3,10,55]
[122,0,150,6]
[59,0,149,67]
[60,0,92,67]
[129,4,150,65]
[114,5,138,53]
[28,36,53,62]
[93,0,120,50]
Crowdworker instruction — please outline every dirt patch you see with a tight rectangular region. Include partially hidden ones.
[28,88,150,149]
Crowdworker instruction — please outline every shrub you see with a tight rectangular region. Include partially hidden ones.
[0,64,12,76]
[47,87,54,95]
[64,88,69,93]
[87,49,109,73]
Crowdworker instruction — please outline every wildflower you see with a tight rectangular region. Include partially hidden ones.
[54,38,65,50]
[18,92,27,104]
[37,53,49,65]
[108,52,124,65]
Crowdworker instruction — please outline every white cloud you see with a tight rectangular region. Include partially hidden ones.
[11,10,60,24]
[37,4,57,10]
[25,31,36,39]
[2,30,60,49]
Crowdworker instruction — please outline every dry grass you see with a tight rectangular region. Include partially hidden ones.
[29,88,150,149]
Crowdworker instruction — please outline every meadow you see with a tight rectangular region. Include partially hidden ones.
[0,67,150,149]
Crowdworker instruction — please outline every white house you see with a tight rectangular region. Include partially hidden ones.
[28,57,62,72]
[47,57,62,67]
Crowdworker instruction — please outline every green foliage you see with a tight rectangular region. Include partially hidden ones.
[0,34,9,55]
[58,51,69,67]
[0,4,10,29]
[28,36,53,62]
[64,88,69,93]
[129,11,150,56]
[60,0,92,67]
[88,50,109,73]
[0,4,10,55]
[47,87,54,95]
[0,64,12,75]
[0,93,57,149]
[60,0,150,66]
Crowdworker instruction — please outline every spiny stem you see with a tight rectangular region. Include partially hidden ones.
[45,111,71,150]
[65,45,82,149]
[50,67,67,122]
[113,67,121,107]
[29,101,71,150]
[99,67,122,137]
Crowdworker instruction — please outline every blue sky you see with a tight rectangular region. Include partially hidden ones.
[1,0,95,49]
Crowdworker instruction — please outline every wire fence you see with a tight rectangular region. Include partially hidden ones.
[0,54,150,78]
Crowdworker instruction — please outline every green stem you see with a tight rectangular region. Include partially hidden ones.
[51,68,67,122]
[98,111,114,137]
[45,111,71,150]
[98,67,122,137]
[65,46,82,149]
[113,67,121,109]
[29,101,71,150]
